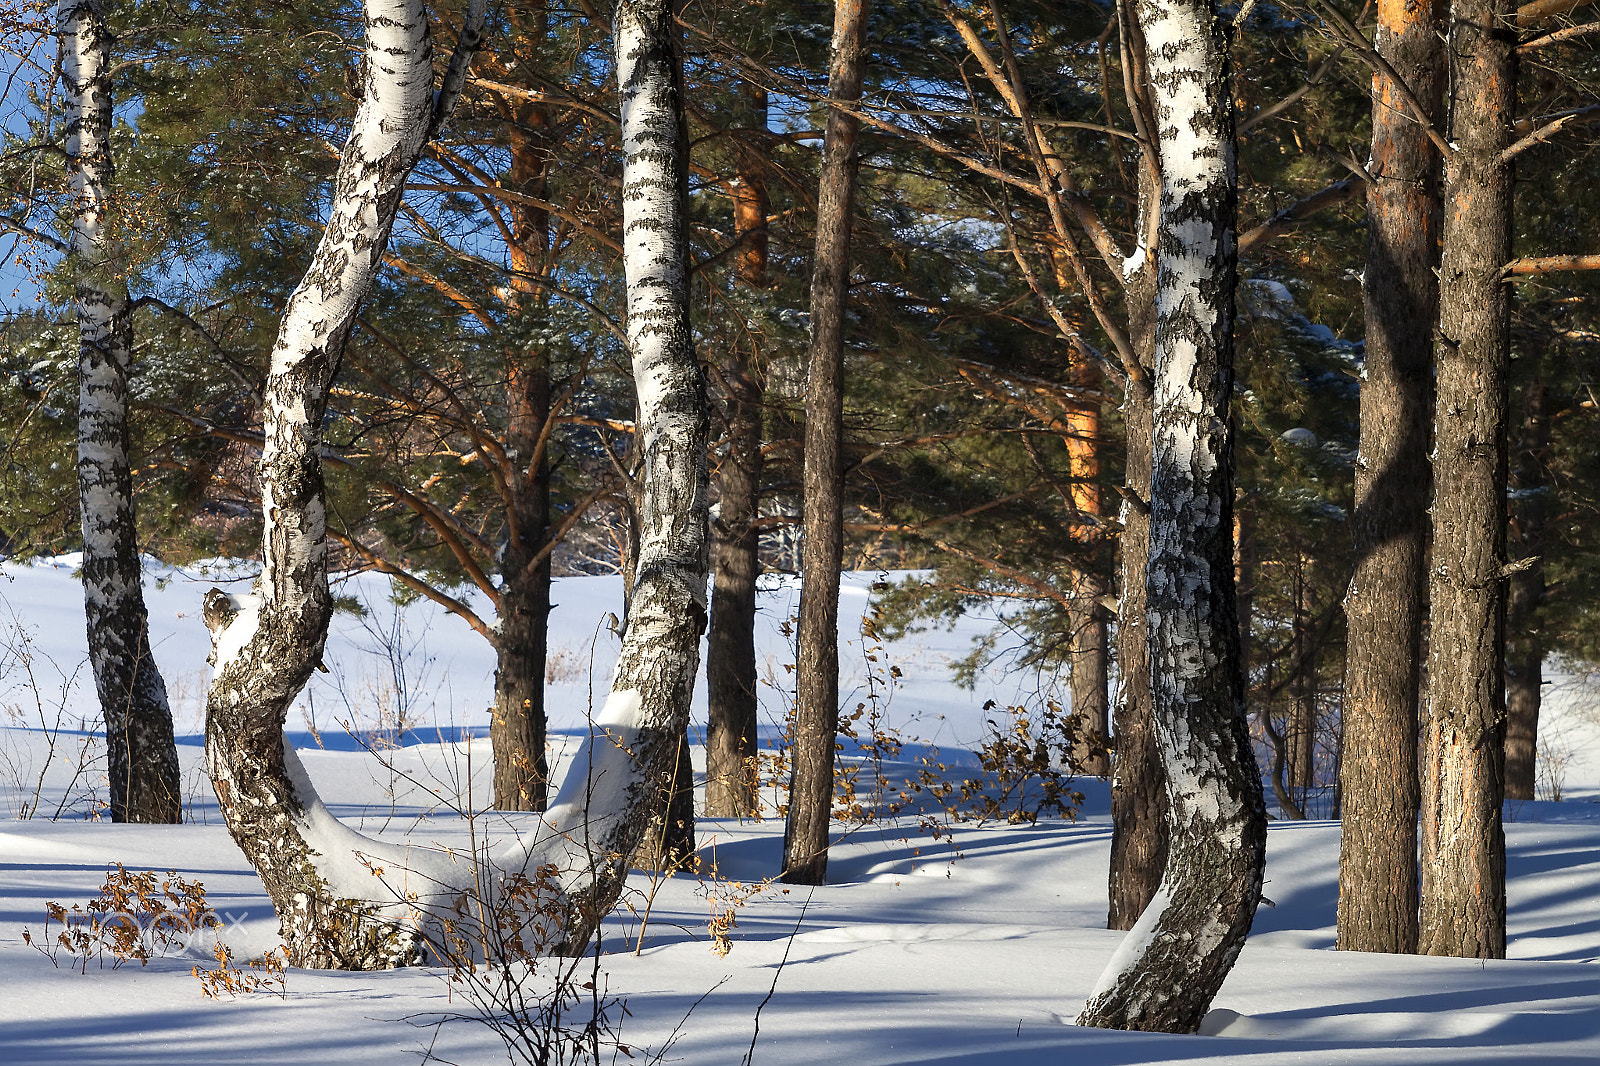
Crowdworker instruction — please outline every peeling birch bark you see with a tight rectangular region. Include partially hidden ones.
[61,0,182,824]
[202,0,486,969]
[1077,0,1266,1032]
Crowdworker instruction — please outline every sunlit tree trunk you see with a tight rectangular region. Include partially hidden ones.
[1078,0,1265,1030]
[203,0,485,968]
[1066,363,1110,778]
[1418,0,1515,961]
[61,0,182,825]
[491,67,556,812]
[1337,0,1442,956]
[783,0,869,886]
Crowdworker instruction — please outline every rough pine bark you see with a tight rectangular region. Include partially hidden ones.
[491,99,556,813]
[782,0,869,886]
[1107,266,1167,931]
[60,0,182,825]
[1503,379,1549,801]
[705,84,770,819]
[1418,0,1514,961]
[1077,0,1266,1030]
[203,0,485,969]
[1337,0,1442,956]
[1066,365,1111,778]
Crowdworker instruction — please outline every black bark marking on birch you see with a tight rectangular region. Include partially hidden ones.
[1079,0,1265,1033]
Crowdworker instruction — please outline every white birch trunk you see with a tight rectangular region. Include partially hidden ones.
[202,0,487,969]
[62,0,182,824]
[499,0,708,952]
[1076,0,1266,1033]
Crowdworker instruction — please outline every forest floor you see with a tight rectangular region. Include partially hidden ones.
[3,557,1600,1065]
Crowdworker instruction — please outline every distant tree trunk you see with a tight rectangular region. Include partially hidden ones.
[1337,0,1441,956]
[1418,0,1513,961]
[203,0,485,968]
[492,95,555,813]
[1504,378,1549,801]
[61,0,182,825]
[1078,0,1265,1031]
[705,83,769,820]
[1287,553,1317,793]
[1066,364,1110,777]
[1107,267,1166,931]
[782,0,869,886]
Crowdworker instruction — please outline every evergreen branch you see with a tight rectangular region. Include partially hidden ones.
[0,212,68,255]
[328,529,498,642]
[1238,46,1346,136]
[129,296,262,403]
[405,180,622,254]
[1238,177,1364,257]
[1501,104,1600,163]
[1519,20,1600,48]
[466,75,620,128]
[1516,0,1598,25]
[1503,254,1600,277]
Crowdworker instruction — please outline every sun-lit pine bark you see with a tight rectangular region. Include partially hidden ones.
[706,83,770,820]
[203,0,485,968]
[1418,0,1516,960]
[1337,0,1443,956]
[783,0,870,886]
[60,0,182,825]
[490,24,557,812]
[1077,0,1266,1031]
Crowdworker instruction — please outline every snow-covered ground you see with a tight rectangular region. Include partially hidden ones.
[3,557,1600,1064]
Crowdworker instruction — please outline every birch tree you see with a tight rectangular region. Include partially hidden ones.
[1077,0,1266,1031]
[203,0,707,965]
[203,0,488,967]
[61,0,181,823]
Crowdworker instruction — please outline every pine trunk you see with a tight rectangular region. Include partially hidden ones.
[705,85,769,820]
[782,0,869,886]
[203,0,484,968]
[1418,0,1514,961]
[1503,380,1548,801]
[491,107,556,813]
[1066,369,1110,777]
[61,0,182,825]
[1336,0,1442,956]
[1078,0,1266,1030]
[1107,267,1166,931]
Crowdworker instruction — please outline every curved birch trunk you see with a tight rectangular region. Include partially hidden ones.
[1077,0,1266,1032]
[517,0,707,947]
[203,0,486,969]
[61,0,182,825]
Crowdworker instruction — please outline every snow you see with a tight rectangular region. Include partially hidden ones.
[5,555,1600,1063]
